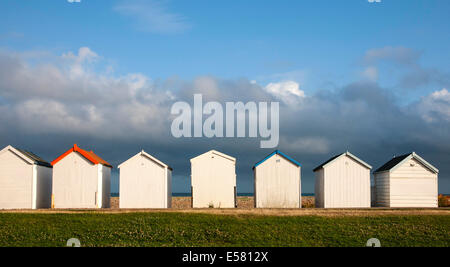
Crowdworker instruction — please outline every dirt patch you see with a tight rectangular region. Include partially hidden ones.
[1,196,448,217]
[110,196,314,209]
[110,196,254,209]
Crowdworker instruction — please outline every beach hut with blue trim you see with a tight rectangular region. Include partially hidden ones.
[253,150,301,208]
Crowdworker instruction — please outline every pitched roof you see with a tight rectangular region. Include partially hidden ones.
[0,145,52,168]
[312,154,341,172]
[118,150,173,171]
[51,144,112,168]
[313,151,372,172]
[16,148,53,168]
[374,152,438,174]
[190,150,236,163]
[373,153,410,173]
[253,150,301,169]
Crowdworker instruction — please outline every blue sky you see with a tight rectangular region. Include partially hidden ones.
[1,0,449,193]
[2,0,449,90]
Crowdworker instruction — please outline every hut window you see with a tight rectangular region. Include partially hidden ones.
[276,159,280,163]
[410,163,415,167]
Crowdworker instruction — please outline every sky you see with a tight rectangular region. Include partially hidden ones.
[0,0,449,194]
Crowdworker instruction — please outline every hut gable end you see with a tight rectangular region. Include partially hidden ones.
[314,152,372,173]
[118,151,172,171]
[374,152,438,174]
[0,145,52,168]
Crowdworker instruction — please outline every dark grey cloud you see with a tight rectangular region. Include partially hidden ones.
[363,46,421,66]
[0,47,449,194]
[400,67,450,89]
[361,46,450,90]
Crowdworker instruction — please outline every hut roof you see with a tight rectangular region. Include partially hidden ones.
[253,150,301,169]
[0,145,52,168]
[118,150,172,171]
[313,151,371,172]
[51,144,112,168]
[374,152,438,174]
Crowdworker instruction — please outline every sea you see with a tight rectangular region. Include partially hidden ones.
[111,193,314,197]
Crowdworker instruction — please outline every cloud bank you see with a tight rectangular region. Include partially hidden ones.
[0,46,449,193]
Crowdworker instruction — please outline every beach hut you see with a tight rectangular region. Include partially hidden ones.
[118,150,172,209]
[190,150,236,208]
[313,151,372,208]
[51,144,112,209]
[0,145,52,209]
[374,152,438,208]
[253,150,301,208]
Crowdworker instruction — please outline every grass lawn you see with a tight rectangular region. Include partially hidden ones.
[0,212,449,247]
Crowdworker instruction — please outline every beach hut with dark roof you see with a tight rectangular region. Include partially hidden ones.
[253,150,301,208]
[0,145,53,209]
[51,144,112,209]
[374,152,438,208]
[313,151,372,208]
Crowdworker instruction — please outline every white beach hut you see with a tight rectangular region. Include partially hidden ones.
[253,150,301,208]
[51,144,112,209]
[0,145,53,209]
[190,150,236,208]
[374,152,438,208]
[118,150,172,209]
[314,151,372,208]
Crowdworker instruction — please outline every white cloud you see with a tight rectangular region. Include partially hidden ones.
[362,66,378,82]
[67,0,81,3]
[114,0,190,34]
[62,47,98,63]
[264,81,305,107]
[62,47,99,78]
[416,88,450,122]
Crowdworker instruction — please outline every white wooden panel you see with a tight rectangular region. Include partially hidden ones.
[314,169,324,208]
[374,172,390,207]
[101,166,111,208]
[255,154,300,208]
[120,153,168,208]
[191,151,236,208]
[389,158,438,207]
[35,165,52,209]
[0,150,33,209]
[323,155,371,208]
[52,152,99,208]
[167,170,172,208]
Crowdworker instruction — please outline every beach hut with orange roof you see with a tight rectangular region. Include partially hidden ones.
[51,144,112,209]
